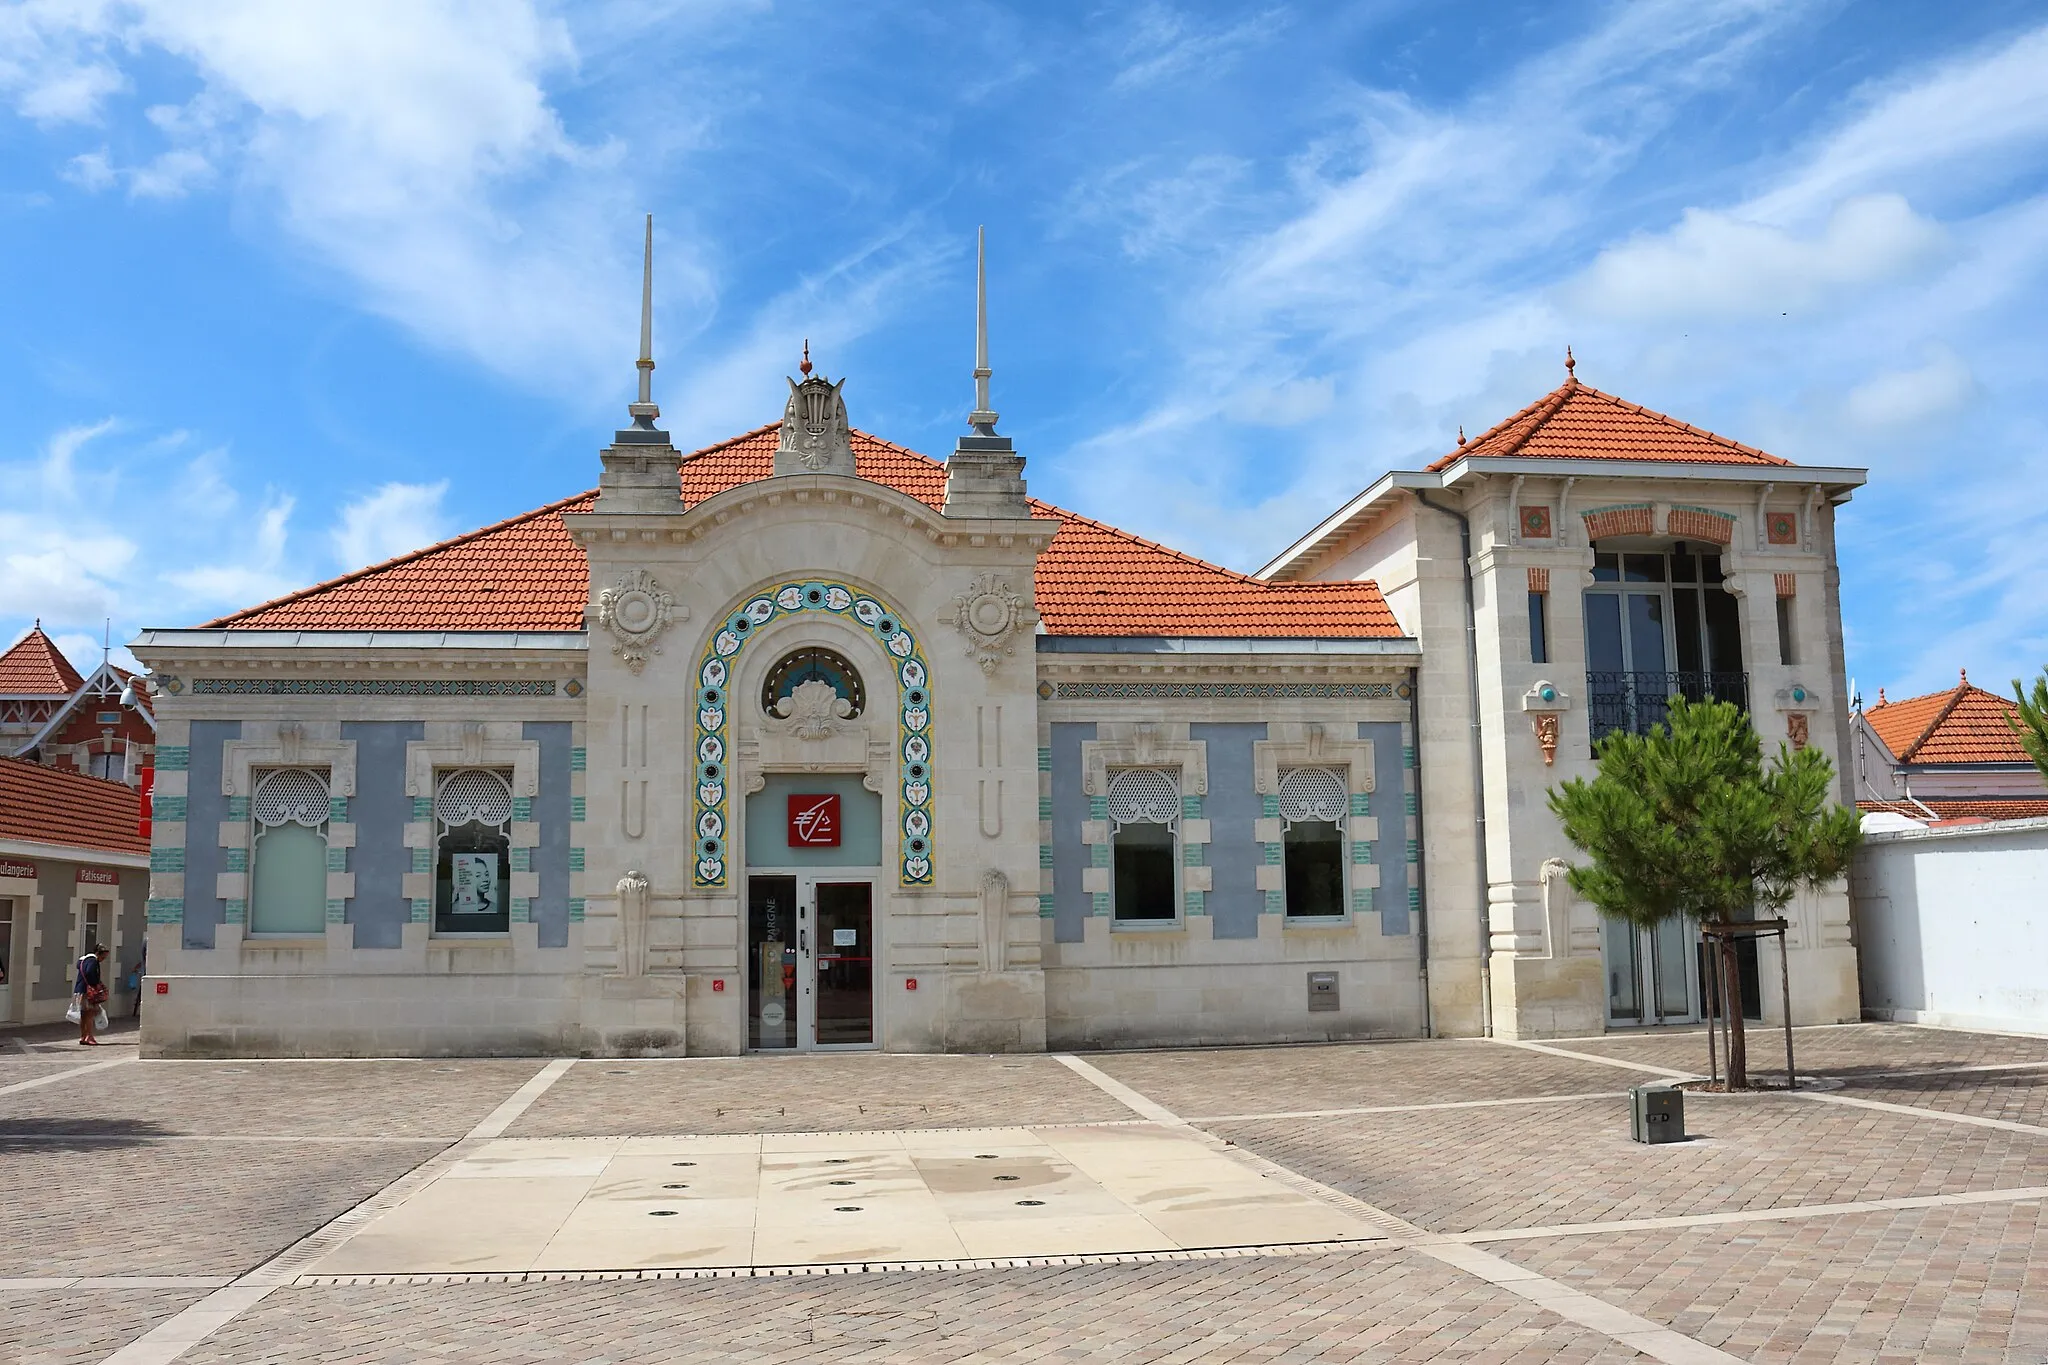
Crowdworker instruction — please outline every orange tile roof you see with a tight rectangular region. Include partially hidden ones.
[1859,797,2048,824]
[1426,377,1793,473]
[1864,673,2033,765]
[0,625,87,696]
[209,427,1404,640]
[0,755,146,856]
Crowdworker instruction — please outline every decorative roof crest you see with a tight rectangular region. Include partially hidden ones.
[774,346,855,477]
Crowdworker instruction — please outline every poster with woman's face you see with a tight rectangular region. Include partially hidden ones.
[451,853,498,915]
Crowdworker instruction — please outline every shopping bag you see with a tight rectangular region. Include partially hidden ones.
[95,1005,110,1031]
[66,998,82,1023]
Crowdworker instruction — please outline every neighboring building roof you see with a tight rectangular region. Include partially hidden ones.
[0,625,87,697]
[1863,673,2032,766]
[20,661,158,759]
[0,755,146,857]
[1425,374,1793,474]
[206,427,1405,640]
[1858,797,2048,824]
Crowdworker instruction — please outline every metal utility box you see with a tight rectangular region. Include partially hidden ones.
[1306,971,1339,1012]
[1629,1083,1685,1144]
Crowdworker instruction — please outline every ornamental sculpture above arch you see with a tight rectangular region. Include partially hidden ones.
[949,573,1028,674]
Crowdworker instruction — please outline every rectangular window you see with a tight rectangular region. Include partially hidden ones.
[1776,596,1797,666]
[88,751,125,782]
[251,767,331,935]
[80,900,107,957]
[434,768,513,935]
[1528,591,1549,664]
[1278,767,1348,919]
[1106,768,1179,924]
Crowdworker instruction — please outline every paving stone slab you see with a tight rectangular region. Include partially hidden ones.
[182,1250,1656,1364]
[1086,1039,1634,1117]
[0,1137,443,1276]
[1498,1198,2048,1364]
[1840,1068,2048,1129]
[0,1285,210,1365]
[507,1053,1132,1136]
[0,1059,546,1139]
[1205,1092,2048,1234]
[1553,1024,2048,1079]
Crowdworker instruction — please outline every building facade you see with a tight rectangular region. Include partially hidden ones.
[126,271,1870,1056]
[1853,672,2048,826]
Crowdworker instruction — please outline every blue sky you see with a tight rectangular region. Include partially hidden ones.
[2,0,2045,703]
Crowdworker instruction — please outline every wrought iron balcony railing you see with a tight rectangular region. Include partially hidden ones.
[1586,671,1750,741]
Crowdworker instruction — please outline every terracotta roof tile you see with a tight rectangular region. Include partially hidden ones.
[1864,674,2033,765]
[0,755,145,856]
[1426,379,1793,473]
[209,427,1405,641]
[1859,797,2048,824]
[0,626,87,696]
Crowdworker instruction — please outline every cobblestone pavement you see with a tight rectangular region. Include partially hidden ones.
[507,1052,1132,1136]
[1206,1091,2048,1234]
[7,1024,2048,1363]
[1551,1024,2048,1078]
[1087,1039,1633,1116]
[183,1251,1651,1365]
[1502,1199,2048,1363]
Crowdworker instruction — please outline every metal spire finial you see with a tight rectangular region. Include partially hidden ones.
[1457,425,1466,447]
[968,225,999,433]
[1564,345,1576,382]
[627,214,660,429]
[800,339,812,377]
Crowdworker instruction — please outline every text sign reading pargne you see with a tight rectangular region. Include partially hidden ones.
[788,794,841,848]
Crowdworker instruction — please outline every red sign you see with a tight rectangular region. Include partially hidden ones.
[0,859,35,880]
[137,764,155,839]
[77,867,119,886]
[787,794,841,847]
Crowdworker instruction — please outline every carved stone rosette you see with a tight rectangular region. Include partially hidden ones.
[950,573,1025,674]
[597,569,678,673]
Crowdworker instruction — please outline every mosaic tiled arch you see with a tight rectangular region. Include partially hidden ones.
[691,581,934,889]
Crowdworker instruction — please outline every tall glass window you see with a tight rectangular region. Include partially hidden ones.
[434,768,513,936]
[1278,766,1347,919]
[1106,767,1180,924]
[250,767,330,935]
[1528,591,1549,664]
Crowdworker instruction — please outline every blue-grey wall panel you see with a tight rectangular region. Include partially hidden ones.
[340,722,423,949]
[1361,721,1410,934]
[34,862,73,997]
[1049,722,1095,944]
[525,721,572,949]
[184,720,238,949]
[1191,722,1265,938]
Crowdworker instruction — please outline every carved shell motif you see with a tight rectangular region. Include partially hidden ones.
[950,573,1024,674]
[596,569,678,673]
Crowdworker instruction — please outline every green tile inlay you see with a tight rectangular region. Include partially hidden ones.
[570,747,587,772]
[510,847,531,872]
[154,746,190,771]
[1403,745,1417,768]
[1182,794,1203,820]
[1354,886,1375,913]
[146,897,184,924]
[1038,844,1053,868]
[223,899,246,923]
[1090,842,1109,868]
[1088,794,1107,819]
[325,898,347,923]
[1351,792,1371,817]
[152,794,188,821]
[1354,840,1373,864]
[410,847,430,874]
[1263,843,1282,864]
[570,796,586,822]
[326,846,347,872]
[150,846,185,872]
[1405,792,1419,816]
[1406,838,1420,864]
[1038,894,1056,918]
[1183,843,1205,867]
[1036,746,1052,772]
[224,848,248,873]
[1263,888,1285,914]
[1037,796,1053,821]
[412,797,432,821]
[329,796,349,824]
[512,797,533,822]
[568,847,585,872]
[226,796,249,821]
[568,897,587,922]
[1262,793,1280,818]
[410,898,431,922]
[1090,891,1111,916]
[1184,890,1205,916]
[510,897,531,923]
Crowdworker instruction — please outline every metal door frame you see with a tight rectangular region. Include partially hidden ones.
[746,867,882,1052]
[1603,916,1704,1027]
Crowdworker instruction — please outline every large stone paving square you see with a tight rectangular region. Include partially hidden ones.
[1549,1023,2048,1080]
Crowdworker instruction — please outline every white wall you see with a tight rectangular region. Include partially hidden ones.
[1851,818,2048,1035]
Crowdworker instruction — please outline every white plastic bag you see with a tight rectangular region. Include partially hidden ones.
[66,998,82,1023]
[95,1005,110,1031]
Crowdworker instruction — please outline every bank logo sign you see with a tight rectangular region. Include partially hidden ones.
[788,794,841,847]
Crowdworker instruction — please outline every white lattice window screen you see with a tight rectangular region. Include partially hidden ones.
[252,768,330,829]
[435,769,513,832]
[1277,766,1348,829]
[1106,767,1180,833]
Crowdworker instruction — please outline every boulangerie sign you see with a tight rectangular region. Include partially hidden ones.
[787,794,841,847]
[0,859,35,880]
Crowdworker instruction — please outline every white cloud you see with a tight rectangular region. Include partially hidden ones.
[1568,194,1949,322]
[329,482,453,573]
[0,0,124,124]
[61,148,116,190]
[1842,348,1978,429]
[1110,5,1286,92]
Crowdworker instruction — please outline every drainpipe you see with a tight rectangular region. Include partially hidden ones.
[1407,663,1433,1038]
[1414,491,1493,1037]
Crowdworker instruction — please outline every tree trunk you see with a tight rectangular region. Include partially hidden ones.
[1721,933,1749,1089]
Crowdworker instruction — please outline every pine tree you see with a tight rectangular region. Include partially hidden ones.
[2011,669,2048,786]
[1548,697,1861,1088]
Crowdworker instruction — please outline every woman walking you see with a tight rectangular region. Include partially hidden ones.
[75,943,108,1046]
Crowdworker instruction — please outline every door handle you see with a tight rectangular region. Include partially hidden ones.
[799,929,807,953]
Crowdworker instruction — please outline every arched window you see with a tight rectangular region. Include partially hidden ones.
[434,768,512,935]
[1278,766,1348,919]
[1106,767,1180,923]
[760,647,865,718]
[251,767,330,935]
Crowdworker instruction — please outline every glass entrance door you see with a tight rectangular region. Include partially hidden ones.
[746,874,876,1051]
[1602,915,1701,1025]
